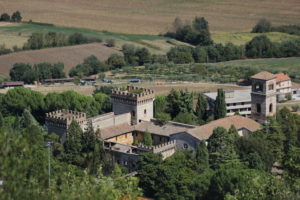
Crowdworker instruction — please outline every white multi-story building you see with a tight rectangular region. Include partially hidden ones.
[275,73,292,101]
[204,89,252,118]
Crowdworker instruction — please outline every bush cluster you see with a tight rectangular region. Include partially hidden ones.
[9,62,65,83]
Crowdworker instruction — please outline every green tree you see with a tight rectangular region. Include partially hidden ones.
[143,130,153,146]
[0,112,3,128]
[252,18,272,33]
[21,109,39,128]
[26,32,44,50]
[214,89,227,119]
[135,48,151,65]
[228,125,239,141]
[107,54,125,69]
[11,11,22,22]
[0,13,10,21]
[276,107,298,151]
[196,140,209,169]
[63,120,84,166]
[174,112,196,125]
[195,93,207,123]
[68,32,88,45]
[245,35,274,58]
[155,112,171,125]
[235,135,274,171]
[178,89,193,114]
[122,44,137,65]
[207,127,238,168]
[10,63,36,83]
[82,122,104,174]
[166,89,181,118]
[154,95,168,117]
[265,117,285,161]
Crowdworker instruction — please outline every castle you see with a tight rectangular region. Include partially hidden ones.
[45,73,278,171]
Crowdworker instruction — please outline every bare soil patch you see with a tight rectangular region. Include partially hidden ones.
[0,43,122,76]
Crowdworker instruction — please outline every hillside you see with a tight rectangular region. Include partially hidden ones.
[0,43,122,76]
[0,0,299,34]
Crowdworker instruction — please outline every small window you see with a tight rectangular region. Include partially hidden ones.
[269,103,273,113]
[131,111,135,117]
[256,104,261,113]
[183,143,188,149]
[144,109,147,115]
[268,84,274,91]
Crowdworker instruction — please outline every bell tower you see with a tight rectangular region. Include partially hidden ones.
[251,71,277,124]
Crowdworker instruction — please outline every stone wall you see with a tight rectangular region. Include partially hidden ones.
[89,112,131,130]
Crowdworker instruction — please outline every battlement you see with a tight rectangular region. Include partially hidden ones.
[45,109,87,126]
[136,140,176,153]
[111,86,154,102]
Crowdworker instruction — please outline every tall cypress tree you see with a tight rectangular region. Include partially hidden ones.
[214,89,226,119]
[0,112,3,128]
[265,117,285,161]
[64,120,84,166]
[195,93,207,123]
[196,140,209,169]
[207,127,238,168]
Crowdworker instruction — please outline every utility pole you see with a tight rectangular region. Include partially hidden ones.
[45,141,53,188]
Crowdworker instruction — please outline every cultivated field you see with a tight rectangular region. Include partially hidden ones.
[138,82,247,95]
[1,0,299,34]
[207,57,300,72]
[0,43,122,76]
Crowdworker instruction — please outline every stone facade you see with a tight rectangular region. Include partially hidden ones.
[111,86,154,124]
[251,76,277,124]
[88,112,131,131]
[45,109,87,141]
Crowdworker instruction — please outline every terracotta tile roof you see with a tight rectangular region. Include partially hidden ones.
[100,123,134,139]
[292,82,300,89]
[251,71,276,80]
[134,120,196,136]
[186,115,261,140]
[275,73,291,83]
[3,81,24,86]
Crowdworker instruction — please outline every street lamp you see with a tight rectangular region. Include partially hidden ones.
[45,141,53,188]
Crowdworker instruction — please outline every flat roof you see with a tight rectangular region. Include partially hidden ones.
[204,89,251,104]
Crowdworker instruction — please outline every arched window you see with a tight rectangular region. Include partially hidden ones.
[254,83,263,92]
[256,104,261,113]
[144,109,147,115]
[269,103,273,113]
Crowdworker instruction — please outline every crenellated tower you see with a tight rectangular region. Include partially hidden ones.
[111,86,155,124]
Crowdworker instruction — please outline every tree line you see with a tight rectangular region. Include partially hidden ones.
[9,62,66,84]
[23,32,102,50]
[0,87,112,122]
[166,36,300,64]
[137,107,300,199]
[252,18,300,36]
[0,11,22,22]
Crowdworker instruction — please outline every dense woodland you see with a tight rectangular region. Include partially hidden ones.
[0,87,299,199]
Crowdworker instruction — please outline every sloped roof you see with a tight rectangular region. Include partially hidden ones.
[134,120,196,136]
[100,123,134,139]
[275,73,291,83]
[186,115,261,140]
[251,71,276,80]
[3,81,24,86]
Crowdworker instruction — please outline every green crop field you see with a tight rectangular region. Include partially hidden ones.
[208,57,300,70]
[1,22,299,53]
